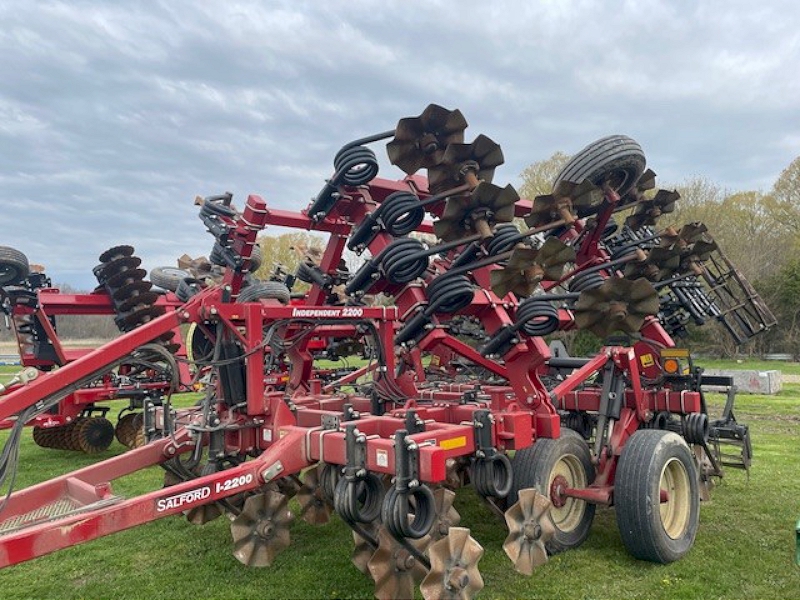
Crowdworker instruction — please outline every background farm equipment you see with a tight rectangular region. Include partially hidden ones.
[0,104,775,599]
[0,247,189,452]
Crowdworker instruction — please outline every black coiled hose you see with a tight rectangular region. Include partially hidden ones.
[380,238,429,284]
[486,224,521,256]
[516,297,560,337]
[568,270,605,292]
[333,144,379,187]
[425,273,474,314]
[381,485,436,539]
[472,454,513,498]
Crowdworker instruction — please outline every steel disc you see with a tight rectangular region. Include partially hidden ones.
[115,412,140,448]
[230,491,294,567]
[386,104,468,175]
[429,488,461,544]
[73,417,114,454]
[420,527,484,600]
[99,245,135,263]
[352,522,380,576]
[97,257,143,283]
[118,304,166,330]
[502,488,556,575]
[106,269,148,291]
[367,527,428,600]
[573,277,659,337]
[296,465,334,525]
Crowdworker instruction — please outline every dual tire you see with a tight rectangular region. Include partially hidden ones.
[511,428,698,563]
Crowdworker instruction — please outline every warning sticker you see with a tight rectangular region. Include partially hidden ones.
[376,449,389,468]
[640,353,655,368]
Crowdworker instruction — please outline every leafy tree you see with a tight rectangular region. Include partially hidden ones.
[768,156,800,233]
[518,152,570,199]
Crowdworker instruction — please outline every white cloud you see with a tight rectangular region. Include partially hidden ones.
[1,0,799,287]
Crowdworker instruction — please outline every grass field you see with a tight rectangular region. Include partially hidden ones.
[0,364,798,599]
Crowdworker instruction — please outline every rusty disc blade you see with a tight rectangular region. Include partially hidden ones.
[99,245,135,263]
[230,491,294,568]
[296,465,333,525]
[421,527,484,600]
[502,488,556,575]
[573,277,659,337]
[368,527,428,600]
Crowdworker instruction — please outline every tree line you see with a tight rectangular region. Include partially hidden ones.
[520,153,800,357]
[3,155,797,358]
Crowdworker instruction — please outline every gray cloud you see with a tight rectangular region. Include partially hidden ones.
[1,0,798,288]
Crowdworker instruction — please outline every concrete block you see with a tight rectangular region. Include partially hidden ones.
[703,369,782,395]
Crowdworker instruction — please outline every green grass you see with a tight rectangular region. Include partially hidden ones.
[0,366,798,598]
[696,357,800,376]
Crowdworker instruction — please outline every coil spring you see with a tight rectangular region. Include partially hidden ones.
[682,412,709,444]
[333,145,379,187]
[516,297,560,336]
[568,270,605,292]
[561,412,593,440]
[610,244,641,262]
[425,274,474,314]
[319,463,341,505]
[382,485,435,539]
[451,241,481,269]
[486,224,521,256]
[199,194,236,218]
[602,217,619,239]
[333,473,385,524]
[378,191,425,237]
[643,411,672,430]
[471,454,513,499]
[380,238,429,284]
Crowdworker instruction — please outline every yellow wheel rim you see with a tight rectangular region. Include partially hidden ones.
[659,457,691,539]
[548,454,587,533]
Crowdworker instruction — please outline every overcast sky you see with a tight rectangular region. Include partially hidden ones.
[2,0,799,289]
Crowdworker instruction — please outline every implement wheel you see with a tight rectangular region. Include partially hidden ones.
[509,429,595,554]
[614,430,699,563]
[0,246,30,286]
[554,135,646,203]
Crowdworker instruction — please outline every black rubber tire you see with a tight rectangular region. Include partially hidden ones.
[0,246,30,286]
[237,280,290,304]
[554,135,646,204]
[175,277,203,302]
[150,266,191,292]
[614,430,699,563]
[509,429,596,554]
[250,244,263,272]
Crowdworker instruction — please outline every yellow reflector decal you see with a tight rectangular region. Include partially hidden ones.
[440,436,467,450]
[661,348,690,358]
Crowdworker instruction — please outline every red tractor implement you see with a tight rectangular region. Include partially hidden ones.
[0,105,774,599]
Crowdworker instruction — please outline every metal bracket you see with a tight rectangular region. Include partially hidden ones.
[472,409,497,459]
[343,424,368,481]
[393,429,420,491]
